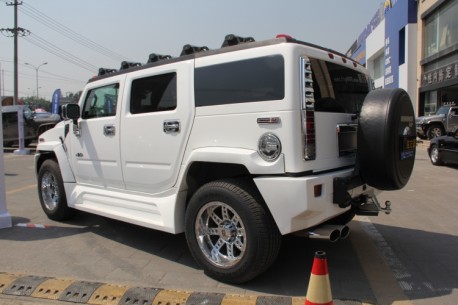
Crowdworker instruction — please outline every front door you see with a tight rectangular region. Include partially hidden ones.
[68,75,125,189]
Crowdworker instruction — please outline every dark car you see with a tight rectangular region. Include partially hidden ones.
[2,106,61,147]
[427,127,458,166]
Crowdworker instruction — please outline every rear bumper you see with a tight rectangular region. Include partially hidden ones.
[254,169,378,235]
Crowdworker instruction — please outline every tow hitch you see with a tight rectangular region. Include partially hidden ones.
[353,195,392,216]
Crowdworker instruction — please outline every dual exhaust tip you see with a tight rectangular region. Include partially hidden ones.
[308,224,350,242]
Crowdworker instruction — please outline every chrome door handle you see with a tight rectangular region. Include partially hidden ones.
[103,125,116,136]
[163,120,180,133]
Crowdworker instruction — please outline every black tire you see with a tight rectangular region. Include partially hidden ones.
[185,179,281,284]
[426,124,444,139]
[429,144,443,166]
[38,159,75,220]
[357,88,416,190]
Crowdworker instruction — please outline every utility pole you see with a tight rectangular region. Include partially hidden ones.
[1,0,31,155]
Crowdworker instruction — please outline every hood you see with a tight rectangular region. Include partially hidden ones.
[416,113,445,124]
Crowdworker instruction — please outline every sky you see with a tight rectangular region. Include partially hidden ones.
[0,0,383,101]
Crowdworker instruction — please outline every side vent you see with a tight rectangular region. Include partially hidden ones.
[180,44,209,56]
[221,34,255,47]
[300,57,316,161]
[120,61,142,70]
[147,53,172,63]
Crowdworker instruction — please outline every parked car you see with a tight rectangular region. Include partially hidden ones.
[2,105,61,147]
[427,127,458,166]
[416,105,458,139]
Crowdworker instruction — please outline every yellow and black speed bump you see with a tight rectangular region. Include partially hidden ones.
[0,273,372,305]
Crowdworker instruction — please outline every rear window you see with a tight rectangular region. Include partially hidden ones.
[195,55,284,106]
[310,59,370,114]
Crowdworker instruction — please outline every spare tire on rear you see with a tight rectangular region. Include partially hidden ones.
[357,88,416,191]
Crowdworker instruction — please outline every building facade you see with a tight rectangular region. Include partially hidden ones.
[347,0,418,114]
[417,0,457,115]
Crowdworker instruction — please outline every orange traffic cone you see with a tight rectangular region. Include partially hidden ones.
[305,251,333,305]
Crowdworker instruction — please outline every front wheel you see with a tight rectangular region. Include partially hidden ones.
[427,124,444,139]
[185,179,281,284]
[429,144,443,166]
[38,159,75,220]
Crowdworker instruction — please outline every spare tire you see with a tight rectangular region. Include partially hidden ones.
[357,88,416,190]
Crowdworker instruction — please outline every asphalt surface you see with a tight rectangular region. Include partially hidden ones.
[0,142,456,305]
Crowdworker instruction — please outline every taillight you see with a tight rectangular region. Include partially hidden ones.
[300,57,316,161]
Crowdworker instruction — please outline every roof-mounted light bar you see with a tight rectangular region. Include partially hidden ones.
[98,68,117,76]
[120,61,142,70]
[221,34,255,47]
[147,53,172,64]
[180,44,209,56]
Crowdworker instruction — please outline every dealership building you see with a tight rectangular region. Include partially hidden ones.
[347,0,457,116]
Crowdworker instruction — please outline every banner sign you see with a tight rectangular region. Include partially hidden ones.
[51,89,61,114]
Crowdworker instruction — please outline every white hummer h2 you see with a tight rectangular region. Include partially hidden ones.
[35,34,416,283]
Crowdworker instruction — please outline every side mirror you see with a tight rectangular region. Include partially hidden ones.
[62,103,80,121]
[62,104,81,136]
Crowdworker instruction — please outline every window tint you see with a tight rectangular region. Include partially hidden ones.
[195,55,284,106]
[310,59,370,114]
[82,83,119,119]
[130,73,177,114]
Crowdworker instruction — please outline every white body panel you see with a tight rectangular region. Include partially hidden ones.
[36,39,375,235]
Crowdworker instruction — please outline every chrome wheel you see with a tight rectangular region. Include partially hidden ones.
[40,170,60,211]
[431,146,439,163]
[195,201,246,268]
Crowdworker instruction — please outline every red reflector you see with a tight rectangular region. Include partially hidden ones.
[314,184,323,197]
[328,53,334,59]
[342,57,347,63]
[353,62,358,68]
[276,34,293,39]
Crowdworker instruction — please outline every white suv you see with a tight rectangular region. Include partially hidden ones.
[35,34,416,283]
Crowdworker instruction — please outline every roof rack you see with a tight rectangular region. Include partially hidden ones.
[98,68,117,76]
[147,53,172,63]
[120,61,142,70]
[180,44,209,56]
[221,34,255,47]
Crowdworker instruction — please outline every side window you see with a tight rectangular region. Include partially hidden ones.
[195,55,284,106]
[130,72,177,114]
[82,83,119,119]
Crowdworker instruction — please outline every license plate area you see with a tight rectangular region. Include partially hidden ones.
[337,124,357,157]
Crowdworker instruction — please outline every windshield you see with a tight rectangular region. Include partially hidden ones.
[435,106,450,115]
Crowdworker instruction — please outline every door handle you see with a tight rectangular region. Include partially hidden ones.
[163,120,180,133]
[103,125,116,136]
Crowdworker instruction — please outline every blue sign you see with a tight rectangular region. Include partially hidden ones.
[51,89,61,114]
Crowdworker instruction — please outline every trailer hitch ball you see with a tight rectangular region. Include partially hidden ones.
[382,201,392,215]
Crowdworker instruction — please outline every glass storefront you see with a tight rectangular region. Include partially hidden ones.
[419,0,458,116]
[424,0,457,58]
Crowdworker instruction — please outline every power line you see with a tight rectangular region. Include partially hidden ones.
[20,2,129,63]
[23,33,98,72]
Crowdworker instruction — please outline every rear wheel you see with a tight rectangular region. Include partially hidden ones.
[38,159,75,220]
[185,179,281,284]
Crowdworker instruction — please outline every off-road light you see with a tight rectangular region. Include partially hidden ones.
[258,133,282,161]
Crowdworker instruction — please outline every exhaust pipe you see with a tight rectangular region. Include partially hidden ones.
[307,224,350,242]
[308,225,341,242]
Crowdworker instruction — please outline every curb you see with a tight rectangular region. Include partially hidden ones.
[0,273,374,305]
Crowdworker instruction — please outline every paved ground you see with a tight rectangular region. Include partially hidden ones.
[0,142,457,305]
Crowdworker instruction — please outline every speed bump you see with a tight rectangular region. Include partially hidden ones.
[31,278,76,300]
[0,273,374,305]
[0,273,23,293]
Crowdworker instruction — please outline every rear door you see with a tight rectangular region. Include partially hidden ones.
[120,60,194,193]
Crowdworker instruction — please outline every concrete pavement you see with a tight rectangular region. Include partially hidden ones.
[1,142,456,305]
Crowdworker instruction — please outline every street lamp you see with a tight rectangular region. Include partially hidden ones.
[25,62,47,99]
